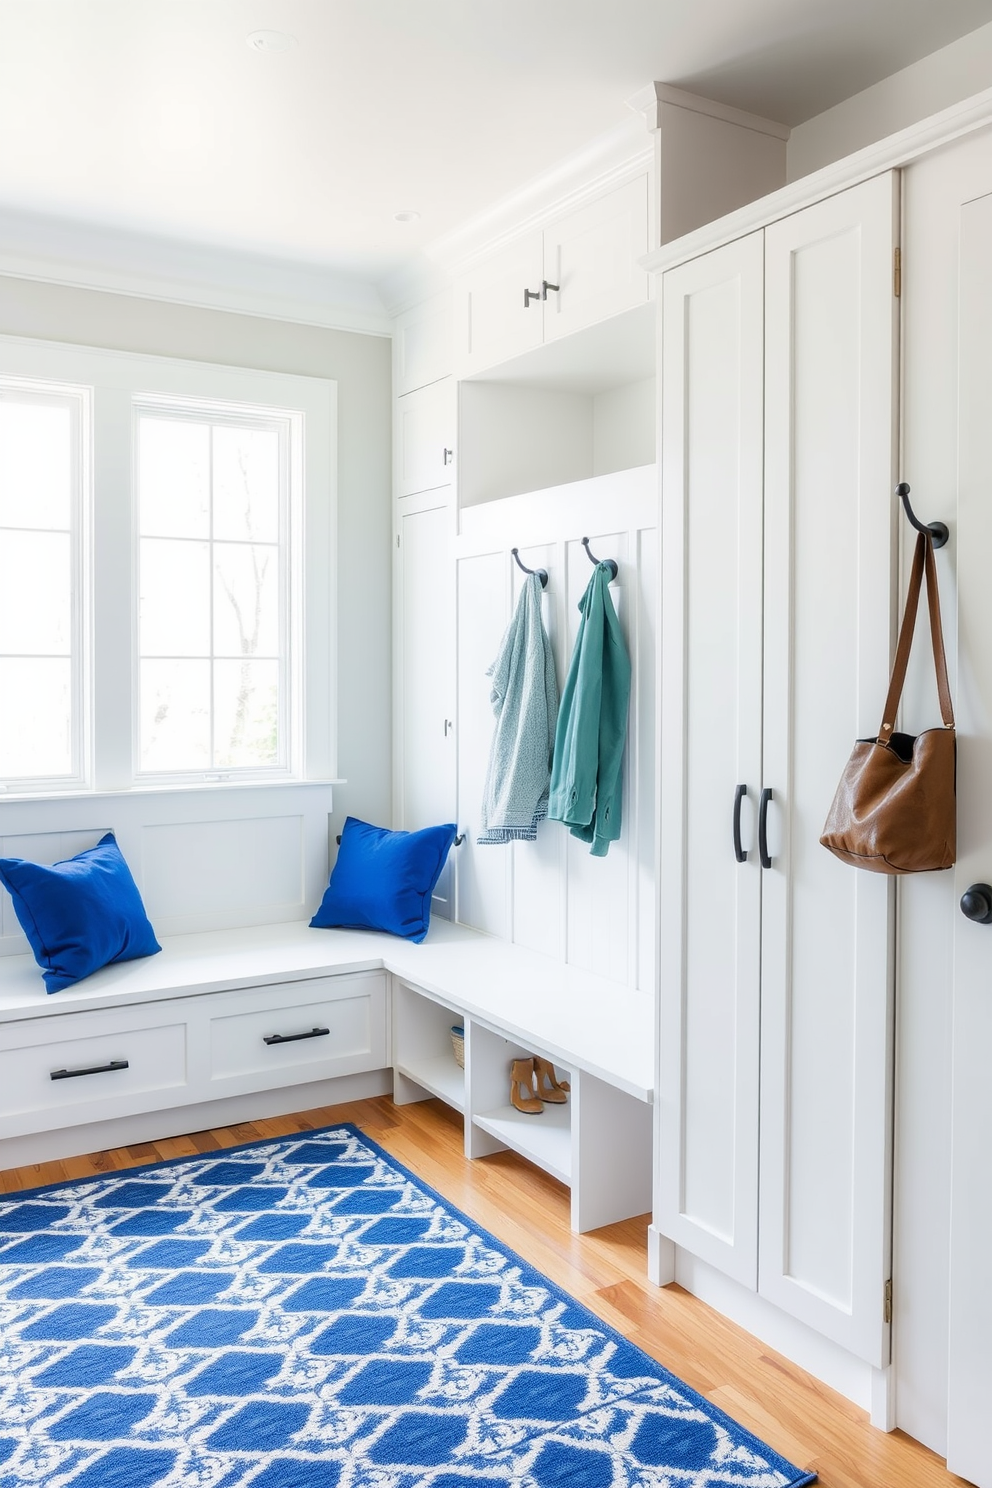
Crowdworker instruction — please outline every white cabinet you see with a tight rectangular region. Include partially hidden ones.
[454,234,544,376]
[542,178,650,343]
[396,378,455,498]
[454,176,650,375]
[395,499,456,911]
[394,291,453,396]
[657,230,765,1292]
[658,172,899,1369]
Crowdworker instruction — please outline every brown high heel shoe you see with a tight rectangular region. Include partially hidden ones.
[509,1058,543,1114]
[533,1057,570,1103]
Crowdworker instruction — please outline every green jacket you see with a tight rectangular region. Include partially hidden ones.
[548,563,631,856]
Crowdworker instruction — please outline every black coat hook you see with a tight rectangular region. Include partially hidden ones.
[581,536,618,581]
[896,483,949,549]
[511,548,548,588]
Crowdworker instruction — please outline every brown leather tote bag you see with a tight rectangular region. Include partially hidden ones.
[820,531,955,874]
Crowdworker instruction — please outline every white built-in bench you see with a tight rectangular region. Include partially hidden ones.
[0,918,653,1233]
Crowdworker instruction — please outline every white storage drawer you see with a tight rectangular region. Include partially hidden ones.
[208,972,387,1089]
[0,1006,188,1121]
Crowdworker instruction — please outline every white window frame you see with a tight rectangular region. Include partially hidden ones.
[0,336,337,796]
[0,375,91,794]
[131,394,303,784]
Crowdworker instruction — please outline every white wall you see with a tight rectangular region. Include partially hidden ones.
[787,21,992,181]
[894,123,992,1458]
[0,274,393,845]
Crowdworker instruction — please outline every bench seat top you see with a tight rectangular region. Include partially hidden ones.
[0,919,653,1101]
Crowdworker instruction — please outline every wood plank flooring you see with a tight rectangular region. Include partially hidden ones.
[0,1094,970,1488]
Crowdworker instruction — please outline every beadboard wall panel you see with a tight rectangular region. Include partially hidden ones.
[0,784,333,954]
[454,467,657,992]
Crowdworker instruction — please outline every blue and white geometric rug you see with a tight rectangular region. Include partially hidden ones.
[0,1124,816,1488]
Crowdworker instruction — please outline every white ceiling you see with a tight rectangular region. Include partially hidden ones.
[1,0,991,291]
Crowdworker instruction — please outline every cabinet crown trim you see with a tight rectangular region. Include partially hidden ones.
[642,83,992,275]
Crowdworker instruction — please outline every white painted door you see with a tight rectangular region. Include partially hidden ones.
[397,501,456,913]
[946,188,992,1488]
[543,176,650,344]
[453,233,544,376]
[656,232,765,1288]
[760,172,899,1367]
[396,379,455,498]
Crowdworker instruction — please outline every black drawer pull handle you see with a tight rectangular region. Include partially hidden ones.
[51,1059,129,1081]
[263,1027,330,1046]
[758,787,773,869]
[733,783,748,863]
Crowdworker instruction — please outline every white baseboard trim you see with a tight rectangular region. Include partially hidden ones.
[673,1249,876,1416]
[0,1069,393,1172]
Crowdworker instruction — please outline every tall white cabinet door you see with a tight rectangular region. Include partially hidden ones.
[946,189,992,1488]
[397,380,455,498]
[760,172,898,1366]
[397,501,456,910]
[453,234,544,375]
[543,176,650,344]
[657,231,765,1288]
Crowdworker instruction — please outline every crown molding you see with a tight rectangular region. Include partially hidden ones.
[378,114,654,317]
[642,81,992,276]
[627,81,790,140]
[0,208,392,336]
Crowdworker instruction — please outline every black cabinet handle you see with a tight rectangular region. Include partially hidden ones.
[758,788,773,869]
[263,1026,330,1046]
[51,1059,129,1081]
[733,784,748,863]
[960,884,992,923]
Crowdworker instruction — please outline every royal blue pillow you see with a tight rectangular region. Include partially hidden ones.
[310,816,457,943]
[0,833,161,993]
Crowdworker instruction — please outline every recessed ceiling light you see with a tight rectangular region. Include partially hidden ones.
[393,211,420,224]
[246,30,296,53]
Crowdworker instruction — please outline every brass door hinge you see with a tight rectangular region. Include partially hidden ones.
[894,248,901,298]
[884,1278,893,1324]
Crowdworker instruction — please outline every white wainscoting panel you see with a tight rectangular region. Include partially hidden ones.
[0,831,108,943]
[141,816,305,926]
[0,784,333,953]
[454,467,657,992]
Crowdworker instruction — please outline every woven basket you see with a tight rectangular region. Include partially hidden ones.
[449,1025,465,1069]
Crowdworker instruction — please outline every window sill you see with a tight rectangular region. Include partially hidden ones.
[0,779,345,805]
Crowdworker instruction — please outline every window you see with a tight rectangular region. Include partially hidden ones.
[0,380,88,788]
[136,402,298,779]
[0,339,334,795]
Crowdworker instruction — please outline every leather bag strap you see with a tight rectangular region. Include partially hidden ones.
[879,531,954,740]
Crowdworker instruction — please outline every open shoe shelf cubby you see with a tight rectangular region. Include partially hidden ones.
[391,978,650,1232]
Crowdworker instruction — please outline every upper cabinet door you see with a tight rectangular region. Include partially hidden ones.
[453,234,544,376]
[394,292,453,397]
[760,172,899,1367]
[396,379,455,498]
[543,176,650,344]
[657,231,765,1290]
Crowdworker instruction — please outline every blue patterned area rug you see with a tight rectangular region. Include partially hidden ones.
[0,1124,815,1488]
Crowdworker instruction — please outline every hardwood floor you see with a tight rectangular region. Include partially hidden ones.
[0,1094,969,1488]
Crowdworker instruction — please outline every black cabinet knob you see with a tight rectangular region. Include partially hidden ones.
[960,884,992,924]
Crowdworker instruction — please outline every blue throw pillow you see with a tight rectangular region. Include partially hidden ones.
[311,817,457,943]
[0,833,162,993]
